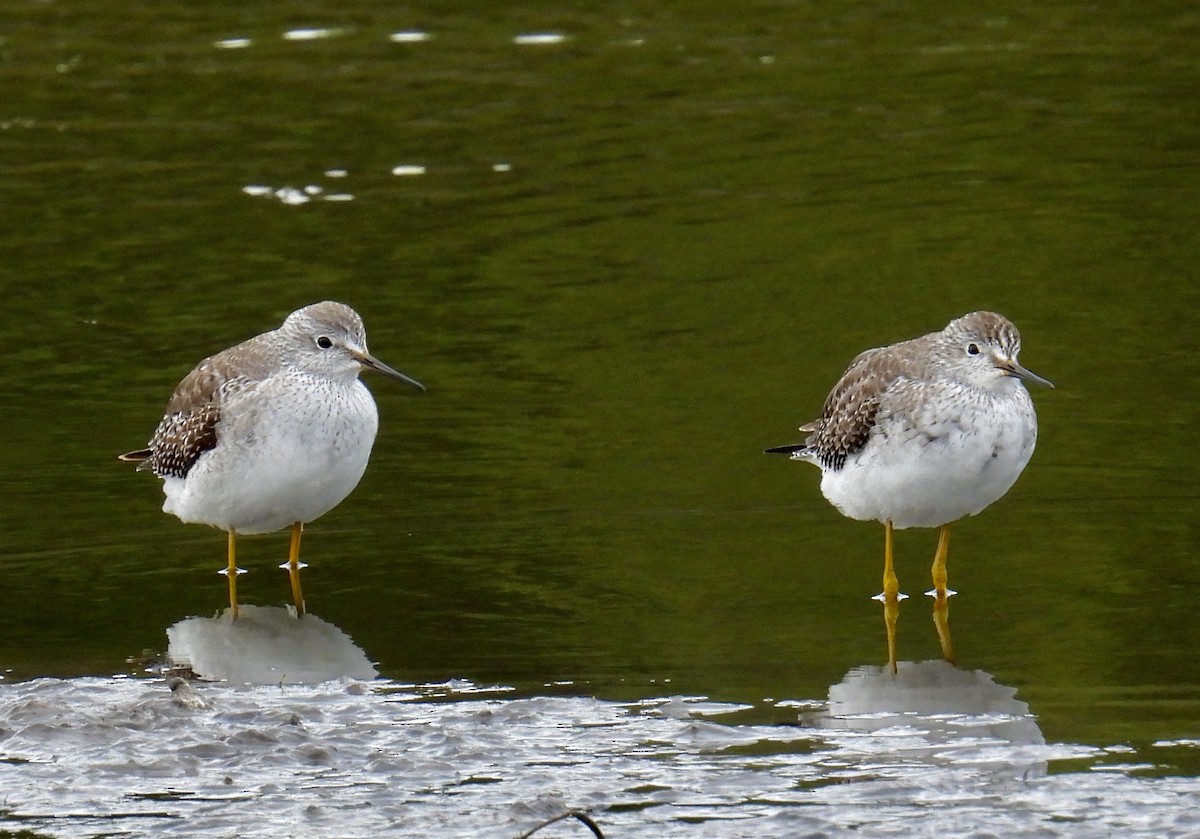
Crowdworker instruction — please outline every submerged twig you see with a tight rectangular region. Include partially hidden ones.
[516,809,605,839]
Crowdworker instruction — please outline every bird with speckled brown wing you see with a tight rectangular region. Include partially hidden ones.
[767,312,1052,673]
[120,302,425,618]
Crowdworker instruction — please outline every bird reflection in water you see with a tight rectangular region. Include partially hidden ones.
[809,659,1046,778]
[165,605,377,685]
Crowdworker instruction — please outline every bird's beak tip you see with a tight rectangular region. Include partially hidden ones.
[358,353,426,392]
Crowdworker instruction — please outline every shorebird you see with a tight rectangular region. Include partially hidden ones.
[120,301,424,618]
[767,311,1052,672]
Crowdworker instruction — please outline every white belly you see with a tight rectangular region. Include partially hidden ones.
[819,387,1037,529]
[162,377,380,534]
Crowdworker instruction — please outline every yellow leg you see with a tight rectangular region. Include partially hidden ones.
[931,523,952,599]
[883,519,900,674]
[931,523,955,662]
[285,522,306,617]
[883,519,900,600]
[224,528,240,620]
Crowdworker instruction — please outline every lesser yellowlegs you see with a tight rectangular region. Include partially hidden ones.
[767,311,1052,672]
[119,301,424,618]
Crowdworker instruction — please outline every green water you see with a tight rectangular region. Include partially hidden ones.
[1,1,1197,751]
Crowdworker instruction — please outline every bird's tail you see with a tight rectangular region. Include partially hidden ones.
[118,449,152,467]
[764,443,809,457]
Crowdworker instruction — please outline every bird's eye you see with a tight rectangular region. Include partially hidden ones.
[966,343,980,356]
[316,336,333,349]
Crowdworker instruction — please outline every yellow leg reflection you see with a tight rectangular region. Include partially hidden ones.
[286,521,307,617]
[883,518,900,674]
[932,591,955,664]
[225,528,240,620]
[930,523,955,663]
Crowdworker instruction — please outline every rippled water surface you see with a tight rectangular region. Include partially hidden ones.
[1,1,1198,835]
[2,672,1198,838]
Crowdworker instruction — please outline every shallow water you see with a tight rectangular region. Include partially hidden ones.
[1,1,1198,835]
[2,671,1197,838]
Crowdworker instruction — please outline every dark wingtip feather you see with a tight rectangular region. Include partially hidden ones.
[764,444,808,455]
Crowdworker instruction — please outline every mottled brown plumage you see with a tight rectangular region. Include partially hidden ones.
[806,341,931,469]
[120,335,280,479]
[769,311,1031,472]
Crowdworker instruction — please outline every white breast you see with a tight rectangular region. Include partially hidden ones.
[818,382,1037,529]
[162,374,380,534]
